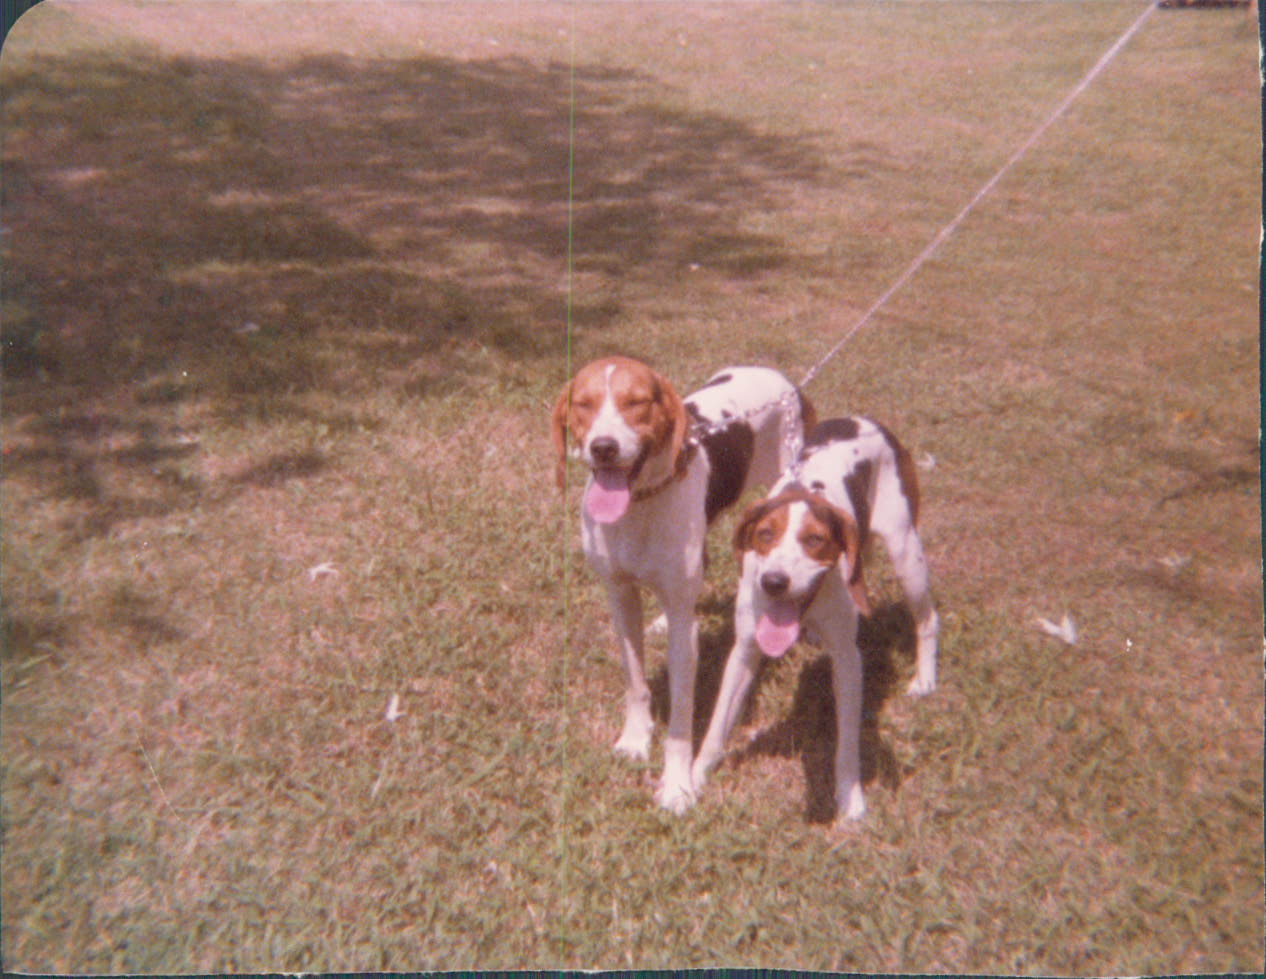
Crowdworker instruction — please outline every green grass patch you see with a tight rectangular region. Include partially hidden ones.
[2,1,1260,972]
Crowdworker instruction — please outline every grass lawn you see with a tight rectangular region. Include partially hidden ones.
[1,0,1260,972]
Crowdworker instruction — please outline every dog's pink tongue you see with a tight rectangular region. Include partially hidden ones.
[585,469,631,523]
[755,600,801,657]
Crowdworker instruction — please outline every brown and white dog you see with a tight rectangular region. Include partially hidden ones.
[551,356,815,812]
[691,416,938,823]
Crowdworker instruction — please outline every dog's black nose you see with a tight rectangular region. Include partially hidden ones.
[760,571,790,596]
[589,437,620,465]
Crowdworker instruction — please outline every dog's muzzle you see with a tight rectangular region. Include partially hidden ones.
[759,570,791,597]
[588,436,621,467]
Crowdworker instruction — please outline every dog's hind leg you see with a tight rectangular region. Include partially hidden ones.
[870,480,939,696]
[827,619,866,822]
[885,522,939,696]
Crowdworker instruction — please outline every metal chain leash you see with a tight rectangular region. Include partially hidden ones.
[685,386,808,473]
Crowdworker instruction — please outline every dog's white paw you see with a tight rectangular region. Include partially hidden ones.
[655,778,696,815]
[689,760,712,795]
[906,673,936,697]
[613,720,652,761]
[646,613,668,637]
[836,784,866,823]
[613,734,650,762]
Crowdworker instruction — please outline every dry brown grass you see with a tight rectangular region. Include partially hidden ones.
[2,0,1260,972]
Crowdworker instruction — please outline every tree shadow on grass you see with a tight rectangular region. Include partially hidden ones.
[2,49,830,396]
[2,45,835,528]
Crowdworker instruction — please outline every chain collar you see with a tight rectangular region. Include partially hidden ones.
[629,388,806,505]
[630,441,699,504]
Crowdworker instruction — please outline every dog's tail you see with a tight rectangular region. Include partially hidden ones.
[893,441,920,527]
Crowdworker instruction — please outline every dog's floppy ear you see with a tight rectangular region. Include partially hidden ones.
[847,566,871,617]
[829,503,870,616]
[812,498,869,616]
[652,371,689,472]
[550,380,573,490]
[733,498,775,558]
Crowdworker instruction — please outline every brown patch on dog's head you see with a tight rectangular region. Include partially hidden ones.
[734,495,793,556]
[550,357,688,488]
[735,489,866,611]
[606,357,687,471]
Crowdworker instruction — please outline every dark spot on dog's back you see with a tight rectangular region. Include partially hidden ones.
[700,421,755,523]
[805,417,860,450]
[698,372,733,390]
[843,458,873,542]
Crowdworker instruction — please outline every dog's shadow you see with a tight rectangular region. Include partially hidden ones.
[650,594,913,824]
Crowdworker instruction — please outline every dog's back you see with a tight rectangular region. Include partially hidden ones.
[777,416,918,542]
[686,367,816,523]
[779,415,939,696]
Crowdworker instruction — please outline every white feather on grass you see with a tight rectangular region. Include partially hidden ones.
[1036,612,1078,645]
[307,561,339,582]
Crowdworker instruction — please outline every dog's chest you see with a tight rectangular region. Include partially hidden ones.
[580,463,707,581]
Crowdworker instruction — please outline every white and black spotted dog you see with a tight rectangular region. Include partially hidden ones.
[551,357,815,812]
[692,416,939,823]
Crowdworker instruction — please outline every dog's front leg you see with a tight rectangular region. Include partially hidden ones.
[606,581,653,762]
[691,633,761,795]
[828,626,866,823]
[656,600,699,814]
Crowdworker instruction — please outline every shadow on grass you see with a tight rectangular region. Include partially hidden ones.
[661,599,914,825]
[2,44,835,531]
[2,48,829,397]
[0,613,73,665]
[1153,439,1259,507]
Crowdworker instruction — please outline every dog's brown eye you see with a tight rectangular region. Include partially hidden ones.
[754,527,775,546]
[804,534,827,550]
